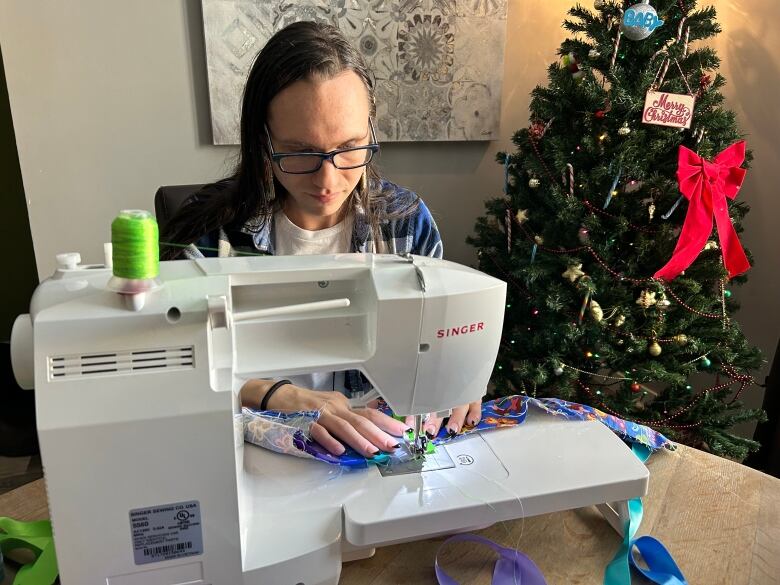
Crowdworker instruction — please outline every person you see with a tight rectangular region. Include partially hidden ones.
[161,21,482,458]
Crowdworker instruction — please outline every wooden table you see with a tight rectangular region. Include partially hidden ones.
[1,445,778,584]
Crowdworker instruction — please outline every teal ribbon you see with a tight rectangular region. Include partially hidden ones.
[603,444,687,585]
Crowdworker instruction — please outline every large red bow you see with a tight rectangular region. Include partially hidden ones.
[654,141,750,280]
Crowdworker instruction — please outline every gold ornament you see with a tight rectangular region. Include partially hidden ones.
[562,263,585,282]
[656,293,671,310]
[618,123,631,136]
[515,209,529,224]
[636,290,657,308]
[614,314,626,327]
[648,341,662,356]
[674,334,688,345]
[704,240,719,250]
[648,203,656,221]
[589,300,604,322]
[528,178,540,188]
[534,235,544,245]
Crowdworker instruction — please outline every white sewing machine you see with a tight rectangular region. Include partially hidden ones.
[11,251,648,585]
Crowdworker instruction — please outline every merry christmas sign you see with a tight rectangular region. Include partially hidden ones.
[642,91,695,129]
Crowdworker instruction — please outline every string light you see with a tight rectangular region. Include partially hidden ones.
[515,222,728,320]
[583,198,657,233]
[560,363,631,380]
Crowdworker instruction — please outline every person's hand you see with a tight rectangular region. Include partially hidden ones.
[241,380,408,457]
[405,401,483,439]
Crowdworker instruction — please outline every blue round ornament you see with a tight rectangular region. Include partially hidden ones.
[620,1,664,41]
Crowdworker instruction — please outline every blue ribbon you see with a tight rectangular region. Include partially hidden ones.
[604,444,687,585]
[603,166,622,209]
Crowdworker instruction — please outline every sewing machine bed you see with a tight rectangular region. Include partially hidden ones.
[238,406,649,583]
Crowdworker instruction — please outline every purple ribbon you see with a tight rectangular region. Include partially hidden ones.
[435,534,547,585]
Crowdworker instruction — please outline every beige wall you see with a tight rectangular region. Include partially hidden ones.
[2,1,777,421]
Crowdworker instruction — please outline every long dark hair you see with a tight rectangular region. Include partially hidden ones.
[162,21,409,259]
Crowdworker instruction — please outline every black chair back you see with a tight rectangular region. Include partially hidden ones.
[153,184,204,231]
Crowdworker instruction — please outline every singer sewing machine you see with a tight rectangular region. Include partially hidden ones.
[11,251,648,585]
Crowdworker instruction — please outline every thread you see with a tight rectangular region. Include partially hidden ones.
[430,444,527,585]
[111,210,159,279]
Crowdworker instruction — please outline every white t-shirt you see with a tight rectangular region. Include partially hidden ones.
[273,208,353,256]
[273,209,352,394]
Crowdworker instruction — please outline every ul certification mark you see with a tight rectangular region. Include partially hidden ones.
[130,500,203,565]
[456,454,474,466]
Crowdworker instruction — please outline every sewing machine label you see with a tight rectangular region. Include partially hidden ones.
[129,500,203,565]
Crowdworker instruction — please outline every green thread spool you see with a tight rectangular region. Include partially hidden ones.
[111,210,159,280]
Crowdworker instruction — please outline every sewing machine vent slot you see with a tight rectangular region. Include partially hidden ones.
[48,346,194,380]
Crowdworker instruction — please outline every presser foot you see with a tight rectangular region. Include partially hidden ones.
[410,435,428,457]
[377,442,455,477]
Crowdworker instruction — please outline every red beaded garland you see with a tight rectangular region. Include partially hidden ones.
[576,374,745,429]
[526,130,558,185]
[515,222,728,321]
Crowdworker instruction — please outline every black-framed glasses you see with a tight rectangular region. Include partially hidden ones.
[265,119,380,174]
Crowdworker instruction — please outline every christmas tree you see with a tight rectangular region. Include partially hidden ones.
[469,0,763,459]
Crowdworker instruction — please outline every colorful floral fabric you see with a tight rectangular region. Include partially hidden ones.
[528,397,673,451]
[242,395,673,467]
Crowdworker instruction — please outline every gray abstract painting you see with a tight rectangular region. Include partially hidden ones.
[202,0,508,143]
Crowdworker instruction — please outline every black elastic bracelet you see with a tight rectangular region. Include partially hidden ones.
[260,379,292,411]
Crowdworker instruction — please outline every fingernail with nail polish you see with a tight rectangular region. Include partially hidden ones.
[446,428,457,438]
[425,431,435,440]
[392,443,401,449]
[371,450,380,456]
